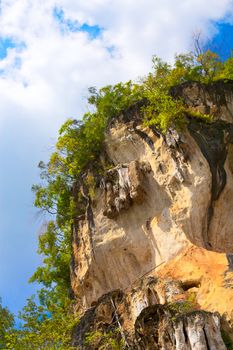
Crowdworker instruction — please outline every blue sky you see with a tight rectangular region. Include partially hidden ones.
[0,38,17,59]
[207,21,233,59]
[53,6,103,38]
[0,0,233,316]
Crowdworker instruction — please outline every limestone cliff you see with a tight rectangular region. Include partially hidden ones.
[71,81,233,349]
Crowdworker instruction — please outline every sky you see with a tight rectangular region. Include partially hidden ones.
[0,0,233,316]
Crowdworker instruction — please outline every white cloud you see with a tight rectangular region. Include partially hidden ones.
[0,0,233,127]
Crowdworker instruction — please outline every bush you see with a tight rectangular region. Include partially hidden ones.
[85,329,125,350]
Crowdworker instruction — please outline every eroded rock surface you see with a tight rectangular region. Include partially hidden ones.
[71,82,233,349]
[72,276,226,349]
[135,307,226,350]
[102,160,151,219]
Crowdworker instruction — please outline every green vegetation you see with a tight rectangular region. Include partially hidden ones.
[5,295,77,350]
[142,50,233,131]
[0,299,14,349]
[84,329,124,350]
[168,300,195,316]
[2,49,233,348]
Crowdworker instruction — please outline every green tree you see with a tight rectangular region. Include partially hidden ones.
[0,299,14,349]
[141,50,231,131]
[29,221,71,292]
[5,295,77,349]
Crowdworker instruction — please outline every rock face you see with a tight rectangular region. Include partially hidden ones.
[71,82,233,348]
[72,277,227,349]
[102,160,151,219]
[135,307,226,350]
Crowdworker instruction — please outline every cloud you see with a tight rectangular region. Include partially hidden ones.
[0,0,233,126]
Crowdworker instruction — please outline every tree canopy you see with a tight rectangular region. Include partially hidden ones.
[0,299,14,349]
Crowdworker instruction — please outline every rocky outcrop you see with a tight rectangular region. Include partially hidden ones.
[72,276,226,349]
[102,160,151,219]
[135,307,226,350]
[71,81,233,349]
[170,80,233,122]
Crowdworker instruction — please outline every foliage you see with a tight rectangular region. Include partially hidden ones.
[0,299,14,349]
[142,55,193,132]
[217,56,233,80]
[5,295,78,350]
[168,300,195,315]
[87,81,142,122]
[54,81,141,178]
[29,221,71,291]
[84,329,125,350]
[196,50,222,83]
[86,173,96,201]
[142,53,205,131]
[141,50,233,131]
[142,78,187,132]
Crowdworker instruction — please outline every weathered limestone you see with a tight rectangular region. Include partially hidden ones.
[71,82,233,349]
[102,160,151,219]
[72,276,226,349]
[135,307,226,350]
[71,119,212,307]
